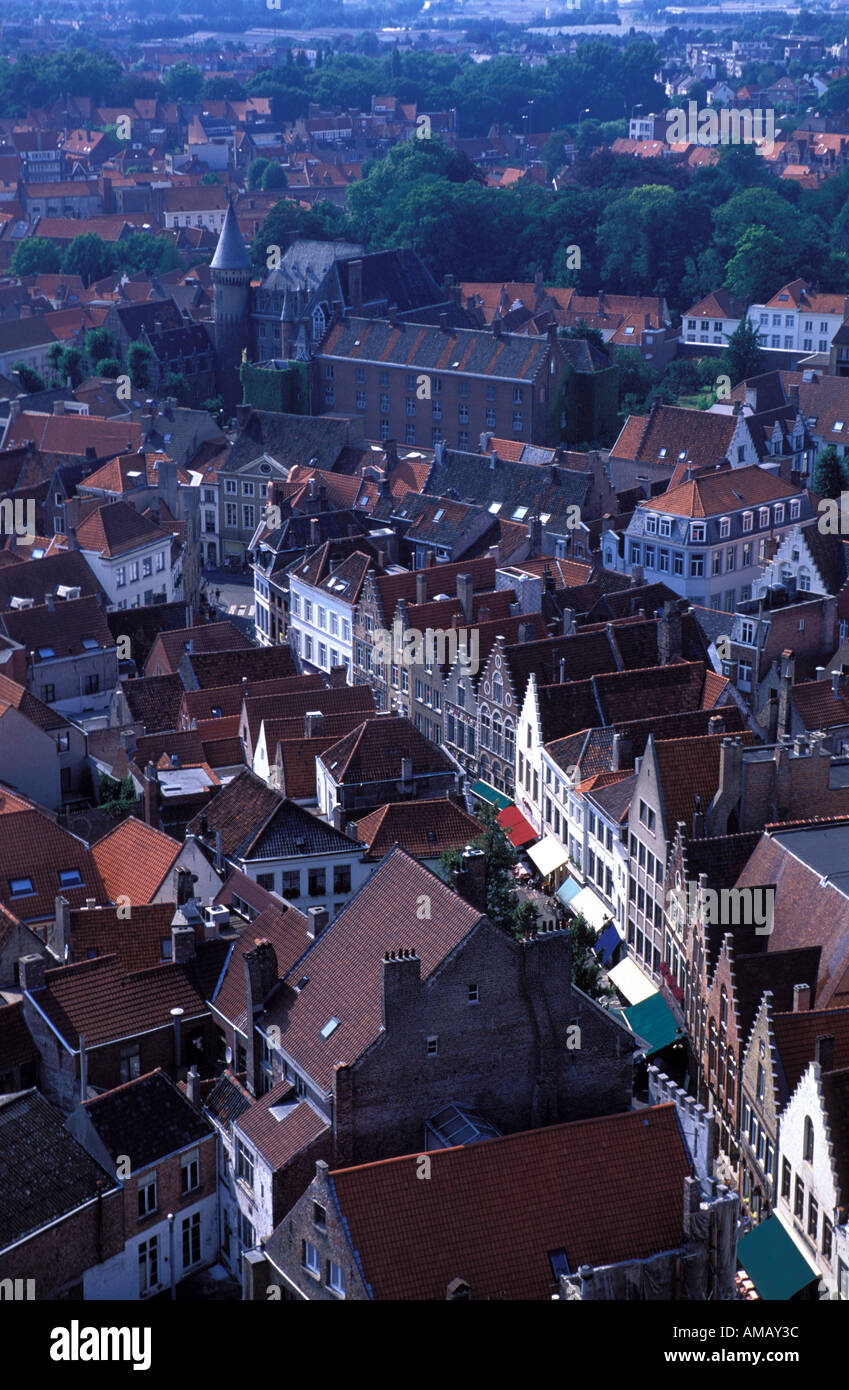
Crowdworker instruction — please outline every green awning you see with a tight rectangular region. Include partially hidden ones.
[737,1217,819,1301]
[470,780,511,811]
[622,991,681,1055]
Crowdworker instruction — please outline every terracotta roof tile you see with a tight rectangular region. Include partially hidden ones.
[327,1104,692,1300]
[354,798,482,861]
[91,816,181,906]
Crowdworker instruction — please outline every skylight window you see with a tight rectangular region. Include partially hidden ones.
[59,869,83,887]
[488,502,502,514]
[320,1017,340,1039]
[512,506,529,520]
[433,508,445,522]
[10,877,34,897]
[677,450,687,460]
[32,548,44,559]
[81,637,99,650]
[38,647,55,659]
[539,513,551,524]
[658,448,667,459]
[836,421,845,432]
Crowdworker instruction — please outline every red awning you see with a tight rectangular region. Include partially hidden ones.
[497,804,538,848]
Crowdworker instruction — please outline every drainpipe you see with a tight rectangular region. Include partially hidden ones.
[168,1212,176,1299]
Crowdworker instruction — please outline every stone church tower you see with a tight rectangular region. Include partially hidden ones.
[211,200,252,414]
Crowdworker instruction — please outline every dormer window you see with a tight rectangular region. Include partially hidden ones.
[774,504,784,524]
[644,514,657,534]
[759,507,770,528]
[659,517,671,538]
[690,522,706,542]
[719,516,730,539]
[742,511,753,532]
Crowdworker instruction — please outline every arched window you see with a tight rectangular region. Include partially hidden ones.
[719,986,728,1034]
[492,672,503,705]
[804,1116,814,1164]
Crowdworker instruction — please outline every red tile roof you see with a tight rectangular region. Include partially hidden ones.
[355,798,482,860]
[90,816,181,906]
[0,808,106,924]
[329,1103,692,1300]
[773,1006,849,1095]
[75,500,173,558]
[234,1084,329,1170]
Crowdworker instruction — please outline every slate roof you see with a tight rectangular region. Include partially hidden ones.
[320,317,555,382]
[263,847,483,1093]
[737,827,849,1009]
[204,1069,253,1132]
[324,1103,692,1300]
[83,1069,213,1170]
[90,817,181,906]
[248,798,363,861]
[0,1089,116,1250]
[223,410,350,475]
[355,798,482,861]
[320,715,457,784]
[423,450,590,519]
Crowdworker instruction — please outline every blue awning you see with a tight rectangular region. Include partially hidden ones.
[556,877,582,907]
[594,921,623,966]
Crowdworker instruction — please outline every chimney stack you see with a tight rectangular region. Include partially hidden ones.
[186,1065,201,1106]
[456,572,473,623]
[793,982,811,1012]
[170,1007,184,1071]
[416,572,427,604]
[18,953,45,992]
[307,905,329,939]
[400,756,413,793]
[304,710,324,738]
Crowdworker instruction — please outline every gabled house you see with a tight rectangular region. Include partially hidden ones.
[316,714,463,823]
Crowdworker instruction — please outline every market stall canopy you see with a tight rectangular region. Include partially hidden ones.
[737,1217,819,1301]
[497,804,538,848]
[608,957,657,1005]
[526,833,569,878]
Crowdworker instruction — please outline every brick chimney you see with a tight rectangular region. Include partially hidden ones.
[451,845,487,912]
[243,938,278,1097]
[456,572,473,623]
[304,710,324,737]
[380,948,421,1029]
[19,953,45,992]
[171,923,196,963]
[658,600,683,665]
[307,905,329,939]
[793,982,811,1012]
[416,572,427,604]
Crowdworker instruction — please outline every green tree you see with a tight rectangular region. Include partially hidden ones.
[716,317,765,388]
[261,161,289,191]
[53,346,87,388]
[569,912,614,999]
[10,237,62,277]
[112,232,183,277]
[86,327,118,364]
[10,361,46,393]
[561,320,605,350]
[61,234,115,287]
[812,444,847,499]
[724,225,797,302]
[161,62,203,102]
[94,357,122,379]
[201,171,222,185]
[438,803,537,939]
[127,340,155,390]
[247,157,270,190]
[160,370,191,405]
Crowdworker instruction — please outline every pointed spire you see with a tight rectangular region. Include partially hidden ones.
[211,199,251,272]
